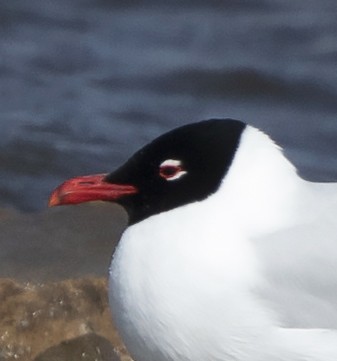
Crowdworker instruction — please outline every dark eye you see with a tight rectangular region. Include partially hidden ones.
[159,159,187,181]
[160,165,181,179]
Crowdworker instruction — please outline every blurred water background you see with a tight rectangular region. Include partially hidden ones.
[0,0,337,213]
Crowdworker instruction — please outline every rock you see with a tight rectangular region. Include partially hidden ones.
[0,278,131,361]
[33,333,120,361]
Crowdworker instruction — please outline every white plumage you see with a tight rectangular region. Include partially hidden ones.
[109,124,337,361]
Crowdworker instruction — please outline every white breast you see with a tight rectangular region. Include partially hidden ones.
[109,200,277,361]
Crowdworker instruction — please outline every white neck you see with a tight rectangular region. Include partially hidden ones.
[221,125,305,237]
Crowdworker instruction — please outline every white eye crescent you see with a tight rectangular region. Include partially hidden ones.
[159,159,187,181]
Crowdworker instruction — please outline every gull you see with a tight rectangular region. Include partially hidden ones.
[49,119,337,361]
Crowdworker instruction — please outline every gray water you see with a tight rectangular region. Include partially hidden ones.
[1,0,337,212]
